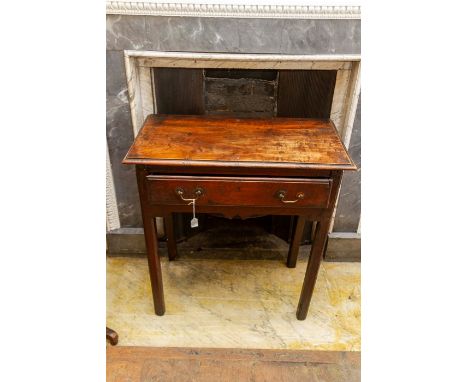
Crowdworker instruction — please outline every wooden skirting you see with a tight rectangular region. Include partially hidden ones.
[107,346,360,382]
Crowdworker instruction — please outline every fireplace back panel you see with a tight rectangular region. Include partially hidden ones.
[204,69,278,117]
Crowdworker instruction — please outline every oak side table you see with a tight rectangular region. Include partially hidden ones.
[123,115,356,320]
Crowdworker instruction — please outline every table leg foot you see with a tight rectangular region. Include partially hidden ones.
[155,305,166,316]
[106,327,119,346]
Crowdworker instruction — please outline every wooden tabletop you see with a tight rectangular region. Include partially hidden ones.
[123,115,356,171]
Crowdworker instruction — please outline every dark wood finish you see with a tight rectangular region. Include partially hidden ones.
[106,327,118,346]
[123,115,355,172]
[297,221,329,320]
[146,175,332,208]
[287,216,306,268]
[142,202,327,220]
[152,68,204,115]
[277,69,337,241]
[145,164,333,177]
[297,171,343,320]
[164,213,177,261]
[125,115,355,319]
[276,70,337,248]
[137,166,165,315]
[152,68,204,241]
[107,346,361,382]
[277,70,337,119]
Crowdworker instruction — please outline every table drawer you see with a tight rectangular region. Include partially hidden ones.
[146,175,332,208]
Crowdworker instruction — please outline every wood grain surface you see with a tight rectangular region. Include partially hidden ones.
[152,69,204,115]
[107,346,360,382]
[123,115,355,171]
[146,175,332,208]
[277,70,337,119]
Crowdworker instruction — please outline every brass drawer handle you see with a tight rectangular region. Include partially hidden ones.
[175,187,204,202]
[276,190,305,204]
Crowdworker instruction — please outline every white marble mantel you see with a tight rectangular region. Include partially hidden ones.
[106,2,361,20]
[123,50,361,141]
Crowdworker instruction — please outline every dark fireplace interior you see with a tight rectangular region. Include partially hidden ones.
[152,67,337,249]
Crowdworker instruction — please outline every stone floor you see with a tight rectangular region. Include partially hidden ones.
[107,252,360,350]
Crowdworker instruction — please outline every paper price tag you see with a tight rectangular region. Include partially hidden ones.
[190,199,198,228]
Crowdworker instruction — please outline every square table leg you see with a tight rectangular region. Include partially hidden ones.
[296,218,331,320]
[142,213,166,316]
[286,216,306,268]
[164,213,178,261]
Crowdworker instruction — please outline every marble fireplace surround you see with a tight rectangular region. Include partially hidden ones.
[113,50,361,235]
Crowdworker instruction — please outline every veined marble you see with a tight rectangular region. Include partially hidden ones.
[107,256,360,350]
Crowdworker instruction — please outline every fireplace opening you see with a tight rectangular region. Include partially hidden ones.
[152,67,337,250]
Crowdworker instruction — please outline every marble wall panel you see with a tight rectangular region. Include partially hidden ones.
[236,18,285,54]
[108,16,360,55]
[333,95,361,232]
[107,15,152,51]
[145,16,241,52]
[106,50,142,227]
[280,19,361,55]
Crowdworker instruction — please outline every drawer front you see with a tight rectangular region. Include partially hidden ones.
[146,175,332,208]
